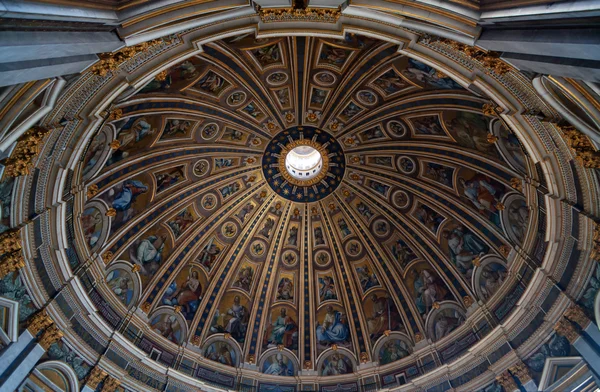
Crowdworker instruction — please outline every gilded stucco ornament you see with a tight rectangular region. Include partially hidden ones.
[0,251,25,279]
[558,125,600,169]
[27,309,54,335]
[438,38,513,75]
[564,305,591,329]
[100,376,121,392]
[257,6,341,23]
[496,370,519,391]
[4,127,50,177]
[553,318,579,343]
[39,324,63,350]
[86,367,108,390]
[591,223,600,261]
[91,39,164,77]
[482,103,504,117]
[87,184,99,198]
[509,361,532,383]
[0,229,21,255]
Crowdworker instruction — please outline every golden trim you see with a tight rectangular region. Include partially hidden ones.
[277,139,330,187]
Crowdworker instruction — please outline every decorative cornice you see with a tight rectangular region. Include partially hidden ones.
[496,370,518,391]
[91,39,165,77]
[257,6,341,23]
[564,305,591,329]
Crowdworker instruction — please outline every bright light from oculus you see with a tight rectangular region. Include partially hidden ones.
[285,145,323,181]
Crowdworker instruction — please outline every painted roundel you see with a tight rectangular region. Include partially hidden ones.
[262,126,345,202]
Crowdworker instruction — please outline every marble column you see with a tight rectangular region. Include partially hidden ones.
[0,324,63,391]
[554,311,600,376]
[0,309,53,375]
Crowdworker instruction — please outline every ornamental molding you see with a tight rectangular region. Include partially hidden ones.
[257,6,341,23]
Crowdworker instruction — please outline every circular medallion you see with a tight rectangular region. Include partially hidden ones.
[392,190,410,209]
[398,156,416,174]
[282,250,299,267]
[314,250,331,267]
[250,240,266,256]
[345,240,362,257]
[356,90,378,106]
[227,91,246,107]
[201,194,217,210]
[221,221,238,238]
[387,120,407,137]
[267,72,288,86]
[313,71,336,86]
[373,218,391,238]
[201,123,219,140]
[193,159,210,177]
[262,126,345,202]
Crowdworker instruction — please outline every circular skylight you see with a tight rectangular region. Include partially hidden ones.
[285,145,323,181]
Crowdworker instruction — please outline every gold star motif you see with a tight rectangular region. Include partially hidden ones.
[283,189,290,195]
[296,193,303,199]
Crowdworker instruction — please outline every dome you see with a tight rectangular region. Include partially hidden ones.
[1,4,599,392]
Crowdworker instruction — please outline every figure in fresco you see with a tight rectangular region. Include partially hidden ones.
[379,340,410,365]
[81,207,103,248]
[151,313,183,344]
[82,132,106,177]
[411,268,448,315]
[177,60,199,80]
[526,334,570,372]
[446,112,495,155]
[156,167,184,193]
[402,58,463,90]
[411,116,444,135]
[264,308,298,349]
[276,88,290,106]
[322,354,351,376]
[268,72,288,85]
[220,183,240,199]
[311,88,327,106]
[413,204,444,233]
[356,202,374,220]
[341,102,362,119]
[356,265,379,293]
[358,90,377,105]
[369,181,390,196]
[366,294,400,338]
[233,266,254,292]
[162,119,192,138]
[197,238,222,270]
[110,179,149,222]
[115,118,155,151]
[433,309,464,341]
[442,225,489,277]
[373,69,408,95]
[479,263,507,300]
[106,269,134,306]
[218,295,249,342]
[242,103,263,119]
[215,158,233,169]
[287,226,298,246]
[319,275,337,302]
[252,44,281,66]
[236,203,254,224]
[338,218,351,237]
[424,163,454,187]
[375,220,389,236]
[194,71,230,96]
[314,227,325,246]
[130,235,167,276]
[166,270,202,315]
[316,306,350,345]
[167,209,195,239]
[507,199,529,240]
[276,277,294,301]
[259,217,275,238]
[320,45,351,66]
[205,343,234,366]
[458,175,505,227]
[388,121,406,136]
[390,239,415,269]
[228,92,246,106]
[263,353,294,376]
[359,126,384,141]
[373,156,393,166]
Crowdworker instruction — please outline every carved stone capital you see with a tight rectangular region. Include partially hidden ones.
[0,250,25,279]
[509,361,532,383]
[564,305,591,329]
[101,376,121,392]
[39,324,63,350]
[27,309,54,335]
[496,370,518,391]
[554,318,579,343]
[86,366,108,390]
